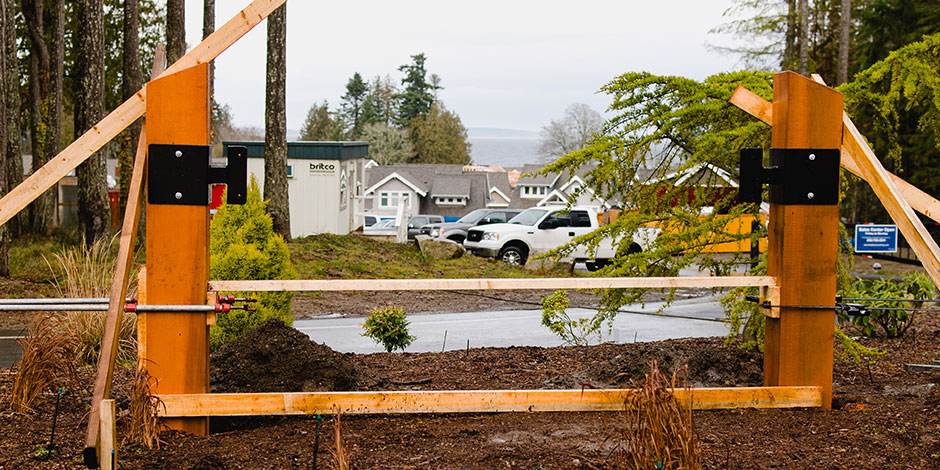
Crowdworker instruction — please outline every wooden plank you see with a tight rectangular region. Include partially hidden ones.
[209,276,777,292]
[764,71,842,410]
[142,63,211,436]
[85,45,166,457]
[157,386,823,417]
[809,75,940,290]
[729,86,940,224]
[759,285,781,319]
[99,399,116,470]
[0,0,287,229]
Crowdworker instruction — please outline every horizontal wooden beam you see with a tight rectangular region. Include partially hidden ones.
[729,86,940,224]
[0,0,287,228]
[208,276,777,292]
[157,386,822,417]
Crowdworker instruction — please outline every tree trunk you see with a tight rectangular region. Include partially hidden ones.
[2,0,23,238]
[22,0,55,235]
[838,0,851,85]
[120,0,142,213]
[166,0,185,64]
[203,0,215,101]
[264,4,290,240]
[0,0,11,275]
[799,0,809,75]
[784,0,798,69]
[76,0,110,243]
[47,0,64,229]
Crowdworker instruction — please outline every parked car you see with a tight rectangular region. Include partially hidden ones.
[406,215,444,240]
[462,206,659,269]
[419,208,522,244]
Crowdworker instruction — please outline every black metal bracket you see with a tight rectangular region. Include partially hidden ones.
[738,147,840,205]
[148,144,247,206]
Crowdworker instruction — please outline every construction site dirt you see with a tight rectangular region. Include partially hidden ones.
[1,309,938,469]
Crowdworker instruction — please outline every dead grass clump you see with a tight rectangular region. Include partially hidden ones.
[617,360,701,470]
[9,313,77,413]
[122,366,164,449]
[46,233,137,366]
[329,411,352,470]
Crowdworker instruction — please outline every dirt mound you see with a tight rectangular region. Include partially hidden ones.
[586,337,763,387]
[209,318,361,393]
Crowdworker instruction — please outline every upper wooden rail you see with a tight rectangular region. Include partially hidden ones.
[157,386,822,417]
[208,276,777,292]
[0,0,288,228]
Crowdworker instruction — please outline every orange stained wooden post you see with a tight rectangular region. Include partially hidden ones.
[764,72,843,409]
[142,63,211,434]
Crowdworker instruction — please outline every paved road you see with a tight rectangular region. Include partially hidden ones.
[0,328,25,368]
[294,294,731,354]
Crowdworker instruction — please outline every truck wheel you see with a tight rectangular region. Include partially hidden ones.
[585,259,609,272]
[447,235,465,244]
[499,246,527,266]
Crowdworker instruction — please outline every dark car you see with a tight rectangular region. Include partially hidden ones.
[419,208,522,244]
[407,215,444,240]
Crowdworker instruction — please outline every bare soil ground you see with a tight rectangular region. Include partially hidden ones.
[1,312,938,469]
[0,255,935,469]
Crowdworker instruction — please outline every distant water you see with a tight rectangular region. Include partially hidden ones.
[468,136,542,168]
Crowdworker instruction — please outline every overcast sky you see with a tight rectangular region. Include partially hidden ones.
[184,0,739,133]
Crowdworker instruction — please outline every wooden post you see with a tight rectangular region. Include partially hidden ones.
[99,399,116,470]
[764,72,843,409]
[142,63,211,434]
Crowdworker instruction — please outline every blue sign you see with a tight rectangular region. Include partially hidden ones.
[855,224,898,253]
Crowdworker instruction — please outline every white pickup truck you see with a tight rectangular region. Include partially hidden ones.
[463,206,659,270]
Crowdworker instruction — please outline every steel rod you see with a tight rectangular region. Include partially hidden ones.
[0,297,133,305]
[0,304,228,312]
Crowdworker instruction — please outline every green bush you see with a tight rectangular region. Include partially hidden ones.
[209,177,297,351]
[839,272,934,338]
[362,306,415,352]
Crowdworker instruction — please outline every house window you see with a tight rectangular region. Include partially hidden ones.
[286,165,293,178]
[435,196,466,206]
[522,186,548,198]
[379,191,410,209]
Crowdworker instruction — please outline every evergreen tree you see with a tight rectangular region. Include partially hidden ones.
[360,123,412,165]
[341,72,368,138]
[76,0,110,244]
[264,4,290,240]
[408,102,471,164]
[209,177,297,351]
[360,74,398,127]
[839,33,940,224]
[299,101,345,141]
[395,53,440,126]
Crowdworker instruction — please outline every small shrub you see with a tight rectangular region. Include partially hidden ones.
[362,306,415,352]
[617,361,701,470]
[46,233,137,366]
[210,177,297,351]
[839,272,934,338]
[10,313,78,413]
[541,290,601,346]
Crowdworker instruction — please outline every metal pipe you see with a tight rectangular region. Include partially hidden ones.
[0,304,248,312]
[0,297,135,305]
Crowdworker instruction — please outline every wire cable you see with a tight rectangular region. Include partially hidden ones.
[444,290,728,323]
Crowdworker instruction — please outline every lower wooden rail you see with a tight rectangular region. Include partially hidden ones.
[158,386,821,417]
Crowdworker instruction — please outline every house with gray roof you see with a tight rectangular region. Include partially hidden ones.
[363,164,507,220]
